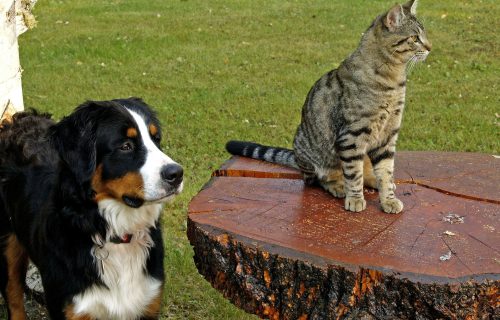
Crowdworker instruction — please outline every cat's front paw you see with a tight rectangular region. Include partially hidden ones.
[381,198,403,214]
[344,196,366,212]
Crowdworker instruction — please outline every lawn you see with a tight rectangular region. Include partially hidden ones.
[2,0,499,319]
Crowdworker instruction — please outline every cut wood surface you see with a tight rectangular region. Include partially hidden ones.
[188,152,500,319]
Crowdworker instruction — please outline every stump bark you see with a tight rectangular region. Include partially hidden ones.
[188,152,500,319]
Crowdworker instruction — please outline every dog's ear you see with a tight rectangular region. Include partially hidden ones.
[50,101,105,185]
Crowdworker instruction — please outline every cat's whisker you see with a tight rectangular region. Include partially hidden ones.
[406,56,418,74]
[406,56,413,68]
[411,59,418,72]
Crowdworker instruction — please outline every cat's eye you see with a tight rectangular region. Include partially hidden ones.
[120,141,134,152]
[409,35,419,42]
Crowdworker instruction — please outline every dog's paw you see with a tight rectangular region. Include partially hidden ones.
[344,196,366,212]
[381,198,403,214]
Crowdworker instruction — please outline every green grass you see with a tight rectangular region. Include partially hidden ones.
[1,0,498,319]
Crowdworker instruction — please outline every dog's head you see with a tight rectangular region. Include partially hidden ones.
[51,98,183,208]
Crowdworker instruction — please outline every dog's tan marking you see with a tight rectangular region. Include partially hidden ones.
[142,289,163,319]
[92,164,144,203]
[64,304,93,320]
[148,124,158,137]
[126,127,138,138]
[3,234,28,320]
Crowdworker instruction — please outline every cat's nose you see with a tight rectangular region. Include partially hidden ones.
[424,40,432,52]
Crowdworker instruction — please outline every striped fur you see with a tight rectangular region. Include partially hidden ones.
[225,141,299,169]
[226,0,431,214]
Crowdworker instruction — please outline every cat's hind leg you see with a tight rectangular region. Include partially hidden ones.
[363,155,398,191]
[302,172,318,186]
[317,157,390,208]
[363,155,377,189]
[316,167,345,198]
[321,157,377,197]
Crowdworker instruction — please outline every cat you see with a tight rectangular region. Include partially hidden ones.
[226,0,431,214]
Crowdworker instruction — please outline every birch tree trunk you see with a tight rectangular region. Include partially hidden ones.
[0,0,36,122]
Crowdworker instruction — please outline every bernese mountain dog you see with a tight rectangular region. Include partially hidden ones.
[0,98,183,320]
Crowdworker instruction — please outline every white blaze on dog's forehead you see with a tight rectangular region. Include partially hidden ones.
[125,109,173,162]
[125,108,178,200]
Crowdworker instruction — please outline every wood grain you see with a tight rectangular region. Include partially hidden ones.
[188,152,500,319]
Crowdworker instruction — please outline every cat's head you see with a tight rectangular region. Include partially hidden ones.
[372,0,432,65]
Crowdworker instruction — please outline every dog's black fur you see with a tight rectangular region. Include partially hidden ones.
[0,98,181,319]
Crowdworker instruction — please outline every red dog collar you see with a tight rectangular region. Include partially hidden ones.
[109,234,133,244]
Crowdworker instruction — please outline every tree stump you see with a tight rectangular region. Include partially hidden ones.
[187,152,500,319]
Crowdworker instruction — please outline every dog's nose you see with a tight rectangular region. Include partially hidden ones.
[160,164,183,186]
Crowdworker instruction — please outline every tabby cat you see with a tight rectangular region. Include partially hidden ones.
[226,0,431,214]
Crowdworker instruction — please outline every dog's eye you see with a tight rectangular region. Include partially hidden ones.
[120,142,134,151]
[152,135,161,143]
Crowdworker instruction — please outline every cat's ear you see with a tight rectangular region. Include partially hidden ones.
[384,4,405,32]
[403,0,418,15]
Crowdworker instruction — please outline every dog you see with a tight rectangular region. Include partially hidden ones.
[0,98,183,320]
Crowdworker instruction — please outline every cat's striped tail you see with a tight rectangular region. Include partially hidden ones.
[225,140,299,169]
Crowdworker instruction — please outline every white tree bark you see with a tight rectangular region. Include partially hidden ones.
[0,0,36,122]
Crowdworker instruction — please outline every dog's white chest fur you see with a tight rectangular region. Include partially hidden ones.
[72,200,163,320]
[72,233,161,320]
